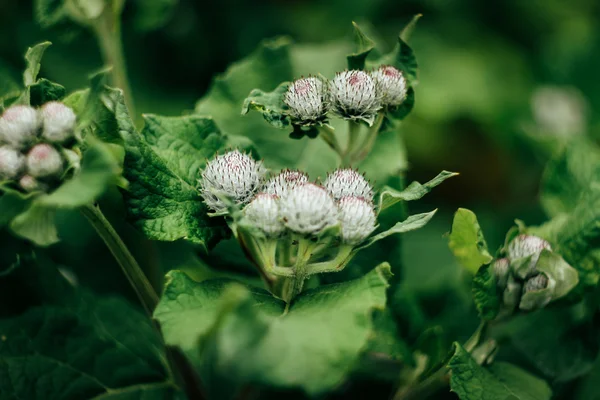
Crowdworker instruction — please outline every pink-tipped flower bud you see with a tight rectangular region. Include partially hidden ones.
[0,146,25,180]
[26,143,63,178]
[507,235,552,277]
[338,196,377,244]
[41,102,77,143]
[324,168,373,201]
[19,175,46,192]
[244,193,284,237]
[0,105,40,148]
[329,70,381,124]
[264,169,309,198]
[284,77,328,125]
[371,65,408,107]
[279,183,338,235]
[200,150,265,213]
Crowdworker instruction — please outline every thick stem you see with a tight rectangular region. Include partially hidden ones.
[343,120,362,165]
[353,111,385,164]
[282,238,313,303]
[81,204,159,315]
[317,125,344,159]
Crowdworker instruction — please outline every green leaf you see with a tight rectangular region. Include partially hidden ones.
[0,192,31,228]
[378,171,458,212]
[389,86,415,120]
[155,264,391,397]
[23,42,51,87]
[29,78,66,106]
[131,0,178,31]
[241,82,291,129]
[472,264,500,320]
[448,343,552,400]
[10,204,59,247]
[367,27,418,83]
[347,21,375,70]
[34,0,69,28]
[448,208,493,274]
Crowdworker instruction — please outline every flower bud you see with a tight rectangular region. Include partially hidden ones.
[324,168,373,201]
[0,105,40,148]
[200,150,265,213]
[371,65,408,107]
[507,235,552,277]
[26,143,63,178]
[19,175,45,192]
[329,70,381,124]
[264,169,309,198]
[244,193,284,237]
[520,274,552,311]
[284,77,327,125]
[279,183,338,235]
[523,274,549,293]
[338,196,377,244]
[0,146,25,180]
[492,258,510,289]
[41,102,77,143]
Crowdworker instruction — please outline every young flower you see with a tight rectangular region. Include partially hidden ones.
[324,168,373,201]
[338,196,377,244]
[279,183,338,235]
[19,175,45,192]
[371,65,408,107]
[200,150,265,213]
[0,146,25,180]
[41,102,77,143]
[26,143,64,178]
[329,70,381,124]
[243,193,284,237]
[0,105,40,148]
[523,274,549,293]
[284,77,327,125]
[264,169,309,198]
[492,258,510,289]
[507,234,552,277]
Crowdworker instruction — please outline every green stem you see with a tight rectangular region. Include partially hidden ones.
[80,204,158,316]
[318,125,344,159]
[282,237,313,303]
[353,111,385,164]
[93,5,136,119]
[343,120,362,165]
[393,366,449,400]
[307,245,354,275]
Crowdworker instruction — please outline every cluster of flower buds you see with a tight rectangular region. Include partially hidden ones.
[284,65,407,126]
[0,102,80,192]
[200,150,377,245]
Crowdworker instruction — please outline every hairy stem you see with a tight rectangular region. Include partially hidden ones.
[318,125,344,159]
[80,203,158,316]
[353,111,385,164]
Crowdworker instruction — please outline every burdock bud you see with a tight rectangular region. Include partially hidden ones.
[279,183,338,235]
[0,146,25,180]
[41,102,77,143]
[200,150,264,213]
[26,144,63,178]
[284,77,327,125]
[492,258,510,289]
[371,65,408,107]
[338,196,377,244]
[329,70,381,124]
[324,168,373,201]
[523,274,549,293]
[264,169,309,198]
[0,105,40,148]
[19,175,45,192]
[507,235,552,277]
[244,193,284,237]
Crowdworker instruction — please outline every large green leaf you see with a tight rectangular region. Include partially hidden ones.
[346,21,375,70]
[448,343,552,400]
[447,208,493,274]
[472,264,500,321]
[155,264,391,397]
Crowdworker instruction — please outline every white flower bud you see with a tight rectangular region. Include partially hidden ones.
[324,168,373,201]
[338,196,377,244]
[19,175,46,192]
[492,258,510,289]
[0,105,40,148]
[279,183,338,235]
[26,143,63,178]
[329,70,381,123]
[200,150,265,213]
[371,65,407,107]
[244,193,284,237]
[284,77,327,125]
[264,169,309,198]
[41,102,77,143]
[523,274,549,293]
[507,234,552,276]
[0,146,25,180]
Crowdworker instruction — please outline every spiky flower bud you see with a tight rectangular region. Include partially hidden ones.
[264,169,309,198]
[0,146,25,180]
[284,77,327,125]
[279,183,338,235]
[41,102,77,143]
[244,193,284,237]
[200,150,264,213]
[19,175,45,192]
[523,274,549,293]
[0,105,40,148]
[492,258,510,289]
[507,235,552,277]
[371,65,408,107]
[26,144,63,178]
[324,168,373,201]
[329,70,381,124]
[338,196,377,244]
